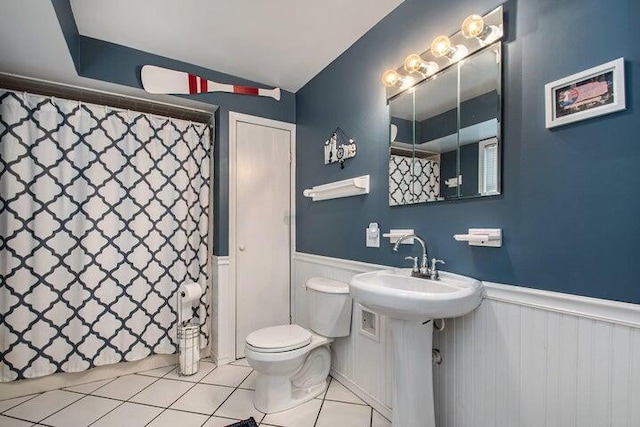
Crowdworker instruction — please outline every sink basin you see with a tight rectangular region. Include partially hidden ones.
[350,268,483,320]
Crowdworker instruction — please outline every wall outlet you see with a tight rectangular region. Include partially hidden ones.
[366,222,380,248]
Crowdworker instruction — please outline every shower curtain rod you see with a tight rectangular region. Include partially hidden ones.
[0,72,216,123]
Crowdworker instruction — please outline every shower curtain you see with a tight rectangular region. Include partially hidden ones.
[0,89,211,382]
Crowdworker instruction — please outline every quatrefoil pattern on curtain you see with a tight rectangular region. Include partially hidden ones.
[0,90,211,381]
[389,154,440,205]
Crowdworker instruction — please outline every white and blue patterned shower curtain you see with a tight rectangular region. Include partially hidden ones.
[0,89,211,382]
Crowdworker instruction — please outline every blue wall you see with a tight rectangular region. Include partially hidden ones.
[296,0,640,303]
[50,0,295,256]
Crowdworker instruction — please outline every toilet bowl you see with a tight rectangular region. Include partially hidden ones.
[244,277,352,414]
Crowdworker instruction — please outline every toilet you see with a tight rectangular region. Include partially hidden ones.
[244,277,352,413]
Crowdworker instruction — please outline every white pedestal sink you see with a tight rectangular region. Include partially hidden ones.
[350,269,483,427]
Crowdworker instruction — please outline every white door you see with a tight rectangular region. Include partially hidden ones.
[235,120,291,358]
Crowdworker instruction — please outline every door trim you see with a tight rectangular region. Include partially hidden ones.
[229,112,296,359]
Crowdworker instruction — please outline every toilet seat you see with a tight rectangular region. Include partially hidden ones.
[246,324,312,353]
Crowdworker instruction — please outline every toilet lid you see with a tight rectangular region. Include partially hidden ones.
[246,324,312,353]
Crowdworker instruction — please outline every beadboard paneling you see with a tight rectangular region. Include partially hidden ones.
[293,252,640,427]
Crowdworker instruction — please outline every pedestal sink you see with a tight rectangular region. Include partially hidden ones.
[350,268,483,427]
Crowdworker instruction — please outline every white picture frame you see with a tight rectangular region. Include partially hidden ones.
[545,57,626,129]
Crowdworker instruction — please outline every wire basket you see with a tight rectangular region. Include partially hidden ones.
[177,324,200,376]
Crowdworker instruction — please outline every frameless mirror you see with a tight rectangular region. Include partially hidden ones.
[388,42,501,206]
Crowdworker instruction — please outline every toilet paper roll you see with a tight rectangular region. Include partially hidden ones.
[179,283,203,303]
[178,283,203,324]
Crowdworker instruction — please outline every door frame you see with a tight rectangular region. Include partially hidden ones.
[229,111,296,359]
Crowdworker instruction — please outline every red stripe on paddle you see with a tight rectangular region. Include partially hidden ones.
[233,85,259,96]
[200,77,208,93]
[188,74,197,94]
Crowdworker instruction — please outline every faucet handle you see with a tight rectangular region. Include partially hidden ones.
[430,258,445,269]
[429,258,445,280]
[404,256,419,273]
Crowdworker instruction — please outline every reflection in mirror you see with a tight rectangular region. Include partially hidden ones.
[388,42,501,206]
[389,89,416,206]
[458,45,501,198]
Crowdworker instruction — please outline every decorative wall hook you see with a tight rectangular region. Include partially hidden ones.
[324,127,357,169]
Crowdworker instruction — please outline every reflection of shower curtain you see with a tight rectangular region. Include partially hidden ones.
[389,155,440,205]
[0,90,211,381]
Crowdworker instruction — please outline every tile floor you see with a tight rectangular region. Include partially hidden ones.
[0,358,391,427]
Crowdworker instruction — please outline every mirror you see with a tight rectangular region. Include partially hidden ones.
[389,43,501,206]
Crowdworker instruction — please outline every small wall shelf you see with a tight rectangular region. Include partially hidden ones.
[303,175,370,202]
[382,229,415,244]
[454,228,502,247]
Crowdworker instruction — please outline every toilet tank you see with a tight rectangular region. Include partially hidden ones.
[306,277,352,337]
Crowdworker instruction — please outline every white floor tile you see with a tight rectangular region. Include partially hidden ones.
[325,379,366,405]
[4,390,82,422]
[137,365,176,378]
[214,388,264,422]
[91,402,162,427]
[0,415,33,426]
[201,365,252,387]
[238,371,257,390]
[129,378,194,407]
[169,383,234,415]
[91,374,156,400]
[261,398,322,427]
[230,358,251,367]
[41,395,120,427]
[63,378,114,394]
[315,400,371,427]
[147,409,209,427]
[162,361,217,382]
[202,416,242,427]
[371,409,391,427]
[0,395,37,413]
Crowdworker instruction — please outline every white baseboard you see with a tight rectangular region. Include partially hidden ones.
[211,353,234,366]
[0,354,177,400]
[330,369,392,421]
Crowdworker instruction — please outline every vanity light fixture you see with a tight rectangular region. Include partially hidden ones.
[382,5,503,98]
[381,69,415,89]
[461,14,502,44]
[403,54,439,76]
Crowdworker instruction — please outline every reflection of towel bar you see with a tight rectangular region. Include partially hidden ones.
[454,228,502,247]
[303,175,370,202]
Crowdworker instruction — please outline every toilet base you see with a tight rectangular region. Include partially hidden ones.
[254,375,328,414]
[249,343,332,414]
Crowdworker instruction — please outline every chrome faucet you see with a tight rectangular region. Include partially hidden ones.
[393,234,429,277]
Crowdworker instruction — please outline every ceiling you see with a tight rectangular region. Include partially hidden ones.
[0,0,403,95]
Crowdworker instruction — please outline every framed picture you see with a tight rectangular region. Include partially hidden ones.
[545,57,626,129]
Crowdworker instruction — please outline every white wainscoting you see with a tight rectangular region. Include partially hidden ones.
[211,255,234,365]
[293,252,640,427]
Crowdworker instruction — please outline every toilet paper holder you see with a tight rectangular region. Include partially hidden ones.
[177,283,202,376]
[453,228,502,247]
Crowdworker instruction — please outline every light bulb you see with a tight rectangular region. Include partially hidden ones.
[404,54,423,73]
[450,45,469,62]
[381,69,401,87]
[461,14,502,44]
[461,14,485,38]
[431,35,453,58]
[423,61,439,76]
[404,54,440,77]
[399,75,415,90]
